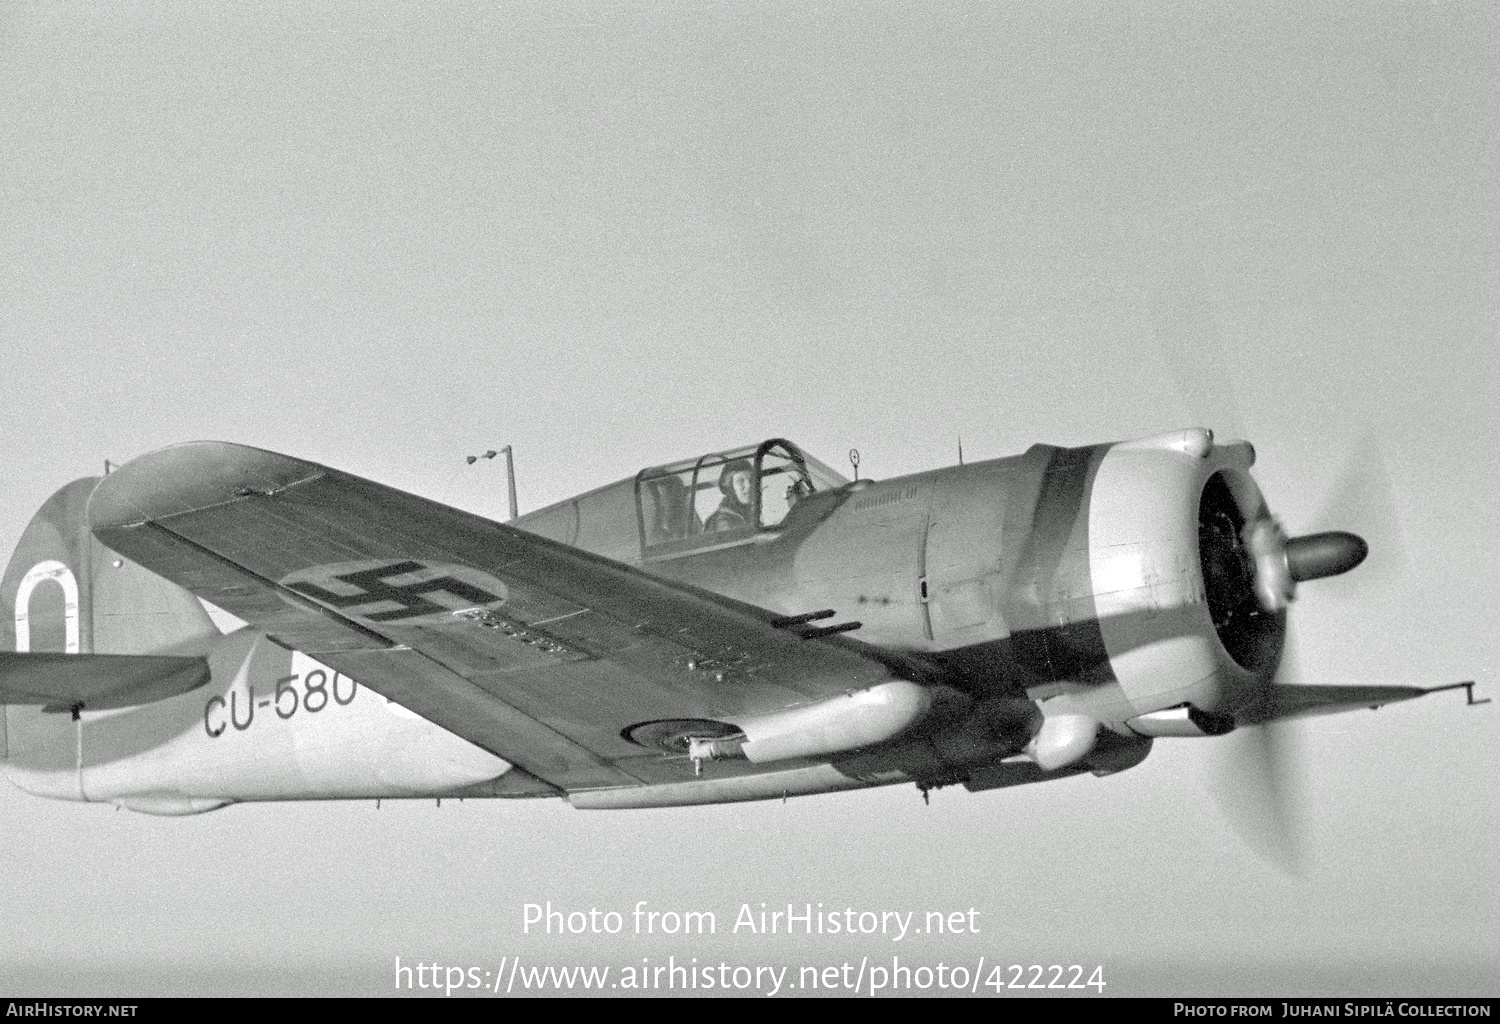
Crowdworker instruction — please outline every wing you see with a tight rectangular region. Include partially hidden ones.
[1236,682,1467,725]
[88,442,922,794]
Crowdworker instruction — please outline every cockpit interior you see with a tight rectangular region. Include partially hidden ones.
[635,439,847,557]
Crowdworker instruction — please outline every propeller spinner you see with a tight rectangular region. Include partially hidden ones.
[1244,520,1370,613]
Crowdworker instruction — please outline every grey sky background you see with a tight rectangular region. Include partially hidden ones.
[2,2,1497,996]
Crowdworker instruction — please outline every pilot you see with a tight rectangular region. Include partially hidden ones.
[785,475,812,508]
[705,460,755,532]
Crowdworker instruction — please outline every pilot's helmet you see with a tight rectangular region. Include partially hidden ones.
[718,459,755,497]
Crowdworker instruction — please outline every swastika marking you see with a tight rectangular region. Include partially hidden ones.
[286,560,505,622]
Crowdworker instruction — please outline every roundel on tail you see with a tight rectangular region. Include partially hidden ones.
[2,475,99,655]
[14,560,80,654]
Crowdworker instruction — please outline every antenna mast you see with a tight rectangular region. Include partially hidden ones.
[501,445,518,522]
[465,446,519,521]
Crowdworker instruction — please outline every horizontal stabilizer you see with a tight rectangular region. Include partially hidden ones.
[0,651,210,712]
[1236,681,1476,726]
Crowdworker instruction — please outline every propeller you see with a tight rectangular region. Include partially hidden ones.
[1152,266,1406,874]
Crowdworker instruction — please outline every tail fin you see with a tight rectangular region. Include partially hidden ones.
[2,476,220,659]
[2,478,100,778]
[2,476,217,711]
[2,477,216,785]
[3,478,100,656]
[3,476,219,776]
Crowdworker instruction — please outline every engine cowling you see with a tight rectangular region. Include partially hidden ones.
[995,428,1367,769]
[1085,428,1286,727]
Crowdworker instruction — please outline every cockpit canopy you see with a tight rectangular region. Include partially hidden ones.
[636,439,847,557]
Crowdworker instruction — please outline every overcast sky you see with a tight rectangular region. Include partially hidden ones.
[1,2,1497,997]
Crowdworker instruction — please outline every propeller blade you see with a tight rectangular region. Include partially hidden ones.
[1308,432,1409,599]
[1214,719,1305,875]
[1211,623,1308,874]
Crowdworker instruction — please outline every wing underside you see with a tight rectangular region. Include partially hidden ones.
[1236,682,1456,725]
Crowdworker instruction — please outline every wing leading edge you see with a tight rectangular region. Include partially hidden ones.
[88,442,921,794]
